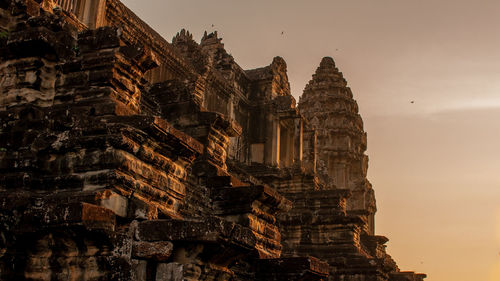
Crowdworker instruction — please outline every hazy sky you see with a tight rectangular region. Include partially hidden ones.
[122,1,500,280]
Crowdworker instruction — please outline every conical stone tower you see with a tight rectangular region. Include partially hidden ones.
[298,57,376,234]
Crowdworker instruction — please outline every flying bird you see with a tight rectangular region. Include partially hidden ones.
[411,101,415,104]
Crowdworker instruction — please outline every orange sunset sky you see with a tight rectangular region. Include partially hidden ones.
[122,1,500,280]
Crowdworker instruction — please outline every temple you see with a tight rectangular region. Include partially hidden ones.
[0,1,426,280]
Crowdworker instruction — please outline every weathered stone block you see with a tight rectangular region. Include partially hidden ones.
[97,189,129,217]
[77,26,121,54]
[7,26,73,60]
[156,262,183,281]
[257,256,329,281]
[41,202,116,229]
[24,0,40,17]
[137,217,256,248]
[132,241,173,261]
[131,259,148,281]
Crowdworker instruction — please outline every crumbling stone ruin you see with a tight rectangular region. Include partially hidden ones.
[0,0,426,280]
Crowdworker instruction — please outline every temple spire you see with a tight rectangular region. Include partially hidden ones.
[299,57,376,234]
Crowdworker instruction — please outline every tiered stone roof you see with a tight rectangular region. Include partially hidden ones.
[299,57,376,234]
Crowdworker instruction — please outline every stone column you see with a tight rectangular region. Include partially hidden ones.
[267,114,280,166]
[293,118,303,166]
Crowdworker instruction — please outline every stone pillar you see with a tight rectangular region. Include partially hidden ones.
[287,122,294,166]
[293,118,303,166]
[69,0,107,28]
[267,114,280,166]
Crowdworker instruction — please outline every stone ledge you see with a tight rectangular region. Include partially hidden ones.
[137,217,256,248]
[257,256,329,281]
[212,185,292,215]
[131,241,173,261]
[2,202,118,232]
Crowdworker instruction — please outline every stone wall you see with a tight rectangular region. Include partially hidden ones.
[0,1,425,280]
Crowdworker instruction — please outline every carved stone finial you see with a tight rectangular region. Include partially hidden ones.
[320,56,336,68]
[172,28,194,44]
[271,56,287,69]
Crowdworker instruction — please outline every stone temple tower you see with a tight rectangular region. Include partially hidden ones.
[298,57,376,234]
